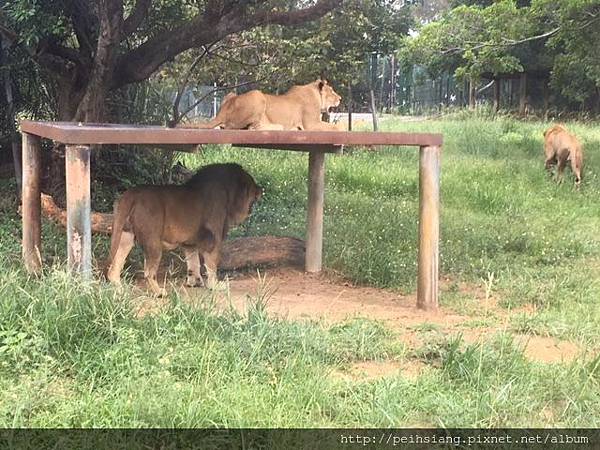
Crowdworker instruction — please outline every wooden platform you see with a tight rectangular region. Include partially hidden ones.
[20,121,442,310]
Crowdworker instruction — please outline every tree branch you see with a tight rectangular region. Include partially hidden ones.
[0,18,75,81]
[35,53,73,80]
[122,0,151,37]
[1,9,83,82]
[40,39,85,65]
[65,0,98,59]
[476,80,494,94]
[441,27,561,55]
[242,0,342,27]
[206,45,263,68]
[113,0,342,89]
[205,0,225,21]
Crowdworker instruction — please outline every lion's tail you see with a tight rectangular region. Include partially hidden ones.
[108,192,135,266]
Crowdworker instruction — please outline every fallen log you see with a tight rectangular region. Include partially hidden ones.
[41,193,113,234]
[36,194,305,270]
[220,236,305,270]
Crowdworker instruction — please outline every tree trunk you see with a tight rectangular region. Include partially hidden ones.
[45,2,124,205]
[1,35,22,197]
[56,78,87,121]
[493,78,500,113]
[75,2,123,122]
[519,72,527,116]
[370,89,379,131]
[468,78,476,109]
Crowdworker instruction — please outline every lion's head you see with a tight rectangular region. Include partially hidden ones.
[317,79,342,113]
[230,169,263,226]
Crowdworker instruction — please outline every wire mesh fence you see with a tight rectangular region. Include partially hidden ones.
[353,54,553,116]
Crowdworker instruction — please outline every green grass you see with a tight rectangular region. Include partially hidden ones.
[0,115,599,427]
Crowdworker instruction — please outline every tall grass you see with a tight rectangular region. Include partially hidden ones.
[0,264,406,427]
[0,265,598,427]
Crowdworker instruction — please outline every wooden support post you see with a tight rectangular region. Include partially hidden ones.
[65,145,92,278]
[418,145,441,311]
[306,151,325,273]
[22,132,42,273]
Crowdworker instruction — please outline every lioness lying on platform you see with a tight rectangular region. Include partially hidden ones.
[106,163,262,295]
[182,79,342,131]
[543,124,584,189]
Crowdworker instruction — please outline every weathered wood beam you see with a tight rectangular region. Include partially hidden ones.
[22,133,42,273]
[65,145,92,277]
[417,145,441,311]
[306,151,325,272]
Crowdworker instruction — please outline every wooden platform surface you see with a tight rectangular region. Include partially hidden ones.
[20,121,443,149]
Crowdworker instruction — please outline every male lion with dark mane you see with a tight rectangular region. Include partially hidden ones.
[106,163,262,295]
[543,124,584,189]
[182,79,342,131]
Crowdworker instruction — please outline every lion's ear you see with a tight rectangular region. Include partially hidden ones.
[317,80,325,90]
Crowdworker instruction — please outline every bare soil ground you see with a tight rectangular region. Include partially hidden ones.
[134,267,581,380]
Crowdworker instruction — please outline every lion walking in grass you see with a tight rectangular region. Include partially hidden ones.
[543,124,584,189]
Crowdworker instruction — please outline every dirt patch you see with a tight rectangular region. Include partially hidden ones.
[134,267,581,365]
[440,275,536,319]
[331,359,426,382]
[514,335,580,363]
[332,361,401,382]
[400,360,428,380]
[215,268,467,330]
